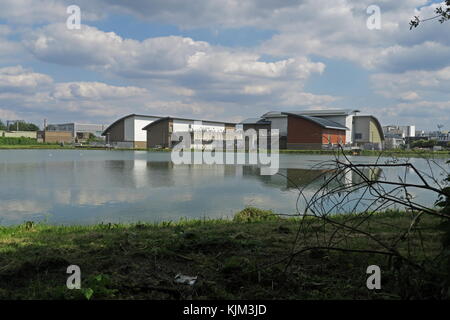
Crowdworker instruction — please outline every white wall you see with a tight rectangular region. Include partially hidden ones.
[173,119,191,133]
[399,125,415,137]
[173,119,226,133]
[124,117,135,141]
[268,117,287,136]
[124,116,159,142]
[173,119,229,148]
[345,115,354,143]
[317,115,353,143]
[353,117,370,142]
[134,117,157,142]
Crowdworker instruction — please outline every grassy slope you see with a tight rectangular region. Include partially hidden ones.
[0,211,443,300]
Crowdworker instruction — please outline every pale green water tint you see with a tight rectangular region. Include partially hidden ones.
[0,150,447,225]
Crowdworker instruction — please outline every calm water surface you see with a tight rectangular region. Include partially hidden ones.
[0,150,447,225]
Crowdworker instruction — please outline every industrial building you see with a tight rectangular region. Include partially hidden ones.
[260,109,384,150]
[261,109,357,148]
[239,118,271,131]
[102,108,385,150]
[283,113,347,150]
[383,125,416,149]
[0,131,37,139]
[143,116,236,149]
[101,114,162,148]
[46,122,106,141]
[37,130,73,144]
[352,116,385,150]
[267,109,358,143]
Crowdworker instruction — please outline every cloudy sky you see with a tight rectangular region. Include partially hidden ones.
[0,0,449,130]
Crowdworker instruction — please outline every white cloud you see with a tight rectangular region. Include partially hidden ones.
[0,0,101,24]
[0,65,157,122]
[24,24,324,80]
[372,66,450,100]
[399,91,420,101]
[1,0,449,127]
[279,91,339,107]
[0,25,25,63]
[0,108,20,120]
[51,82,149,100]
[0,65,53,93]
[23,23,329,112]
[376,100,450,129]
[242,85,272,95]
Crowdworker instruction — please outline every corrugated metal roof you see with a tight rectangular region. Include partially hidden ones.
[239,118,271,125]
[102,114,162,136]
[263,109,359,118]
[292,109,359,116]
[142,116,236,131]
[282,113,348,130]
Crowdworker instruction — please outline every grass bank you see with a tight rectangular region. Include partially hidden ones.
[0,209,445,300]
[0,144,73,150]
[279,149,450,157]
[0,144,448,158]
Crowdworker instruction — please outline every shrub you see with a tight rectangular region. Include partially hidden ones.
[0,137,39,145]
[411,139,437,148]
[233,207,279,223]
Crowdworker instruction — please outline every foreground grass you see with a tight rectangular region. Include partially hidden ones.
[0,210,445,300]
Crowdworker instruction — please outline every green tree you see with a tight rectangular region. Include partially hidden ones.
[410,1,450,29]
[0,120,6,131]
[411,139,437,148]
[7,121,40,131]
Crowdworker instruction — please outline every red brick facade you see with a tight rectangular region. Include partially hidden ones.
[287,116,346,149]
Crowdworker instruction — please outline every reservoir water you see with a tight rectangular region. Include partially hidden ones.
[0,150,447,225]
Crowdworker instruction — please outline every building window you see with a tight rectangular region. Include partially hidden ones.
[355,133,362,140]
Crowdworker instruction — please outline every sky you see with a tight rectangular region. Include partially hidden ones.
[0,0,449,131]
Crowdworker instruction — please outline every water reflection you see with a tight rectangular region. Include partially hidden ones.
[0,150,444,225]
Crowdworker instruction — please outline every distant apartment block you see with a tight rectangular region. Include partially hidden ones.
[382,124,416,149]
[383,125,416,138]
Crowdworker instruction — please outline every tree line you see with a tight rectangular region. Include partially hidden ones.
[0,120,40,132]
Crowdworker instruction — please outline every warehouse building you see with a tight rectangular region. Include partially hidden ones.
[352,115,385,150]
[0,131,37,139]
[46,123,107,142]
[260,111,348,149]
[238,118,272,150]
[102,114,162,148]
[37,130,73,144]
[143,116,236,149]
[263,109,359,145]
[239,118,271,131]
[261,109,384,150]
[283,113,347,150]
